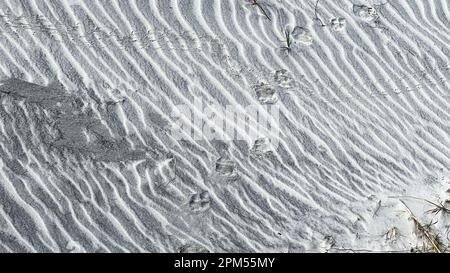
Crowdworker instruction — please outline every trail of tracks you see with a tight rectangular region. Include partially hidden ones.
[0,0,448,252]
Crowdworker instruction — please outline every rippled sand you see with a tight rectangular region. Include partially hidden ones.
[0,0,449,253]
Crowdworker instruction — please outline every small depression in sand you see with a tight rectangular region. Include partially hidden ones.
[189,191,211,212]
[353,5,378,21]
[330,18,347,31]
[291,26,313,45]
[254,82,278,104]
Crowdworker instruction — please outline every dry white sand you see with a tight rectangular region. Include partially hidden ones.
[0,0,449,252]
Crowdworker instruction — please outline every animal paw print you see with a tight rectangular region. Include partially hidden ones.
[330,17,346,31]
[353,5,377,21]
[254,82,278,104]
[189,191,211,212]
[291,26,313,45]
[250,138,273,157]
[274,69,294,88]
[215,156,236,176]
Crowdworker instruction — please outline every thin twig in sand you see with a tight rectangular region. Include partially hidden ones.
[280,29,293,53]
[251,0,271,21]
[400,200,443,253]
[155,177,176,191]
[423,200,450,216]
[313,0,326,27]
[331,248,408,253]
[373,200,382,217]
[390,195,450,216]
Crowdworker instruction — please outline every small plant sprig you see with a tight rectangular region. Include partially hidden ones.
[400,200,444,253]
[280,29,293,53]
[425,199,450,216]
[390,195,450,216]
[251,0,271,21]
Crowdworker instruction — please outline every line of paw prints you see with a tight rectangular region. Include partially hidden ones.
[254,60,448,106]
[186,156,238,214]
[239,5,388,104]
[282,18,347,50]
[285,4,388,50]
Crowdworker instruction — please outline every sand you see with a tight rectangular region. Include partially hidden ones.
[0,0,449,253]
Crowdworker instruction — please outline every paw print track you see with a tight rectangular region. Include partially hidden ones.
[189,191,211,212]
[254,82,278,104]
[215,156,236,176]
[353,5,377,21]
[291,26,313,45]
[274,69,294,88]
[330,18,346,31]
[250,138,273,157]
